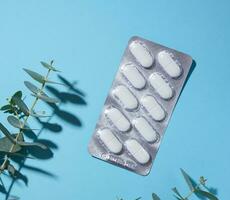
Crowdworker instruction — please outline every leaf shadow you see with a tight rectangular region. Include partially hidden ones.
[2,75,87,199]
[46,86,87,105]
[35,118,63,133]
[26,146,53,160]
[57,75,85,97]
[46,103,82,127]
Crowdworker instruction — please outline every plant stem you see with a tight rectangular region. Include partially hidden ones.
[0,69,51,175]
[5,81,70,199]
[183,183,202,200]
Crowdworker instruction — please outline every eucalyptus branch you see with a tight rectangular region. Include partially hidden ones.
[0,69,51,175]
[118,169,218,200]
[0,61,61,179]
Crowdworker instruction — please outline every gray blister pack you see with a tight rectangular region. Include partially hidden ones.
[88,36,193,175]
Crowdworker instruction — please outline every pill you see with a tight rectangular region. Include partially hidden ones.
[105,107,131,132]
[133,117,158,142]
[121,65,146,89]
[149,73,173,99]
[125,139,150,164]
[113,85,138,110]
[158,51,182,78]
[98,129,122,154]
[141,95,165,121]
[129,41,153,68]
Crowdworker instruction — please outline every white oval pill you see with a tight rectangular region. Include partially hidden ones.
[125,139,150,164]
[133,117,158,142]
[141,95,165,121]
[129,41,153,68]
[105,108,131,132]
[122,65,146,89]
[149,73,173,99]
[158,51,182,78]
[113,85,138,110]
[98,129,122,154]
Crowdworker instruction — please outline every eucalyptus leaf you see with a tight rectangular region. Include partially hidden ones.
[24,81,58,103]
[11,91,22,101]
[32,93,59,103]
[180,169,195,191]
[0,134,23,153]
[2,105,20,115]
[12,95,30,116]
[7,116,24,129]
[0,123,16,144]
[17,141,47,150]
[40,61,60,72]
[152,193,161,200]
[24,81,40,94]
[3,109,14,114]
[0,105,11,111]
[172,187,184,199]
[7,116,34,130]
[195,189,218,200]
[23,68,46,84]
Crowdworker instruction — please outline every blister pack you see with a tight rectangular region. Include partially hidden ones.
[88,36,193,175]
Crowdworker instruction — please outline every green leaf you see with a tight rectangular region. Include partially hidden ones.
[12,91,22,100]
[24,68,62,85]
[180,168,195,191]
[7,115,24,129]
[12,95,30,116]
[195,189,219,200]
[24,81,40,94]
[0,134,23,153]
[172,187,184,199]
[152,193,161,200]
[40,61,60,72]
[0,105,11,111]
[1,104,20,115]
[17,141,47,150]
[32,93,59,103]
[7,116,35,130]
[23,68,46,84]
[8,91,23,106]
[24,81,59,103]
[0,123,16,144]
[3,109,14,114]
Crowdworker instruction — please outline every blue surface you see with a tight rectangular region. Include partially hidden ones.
[0,0,229,199]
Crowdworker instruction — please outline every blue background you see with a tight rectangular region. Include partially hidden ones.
[0,0,229,199]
